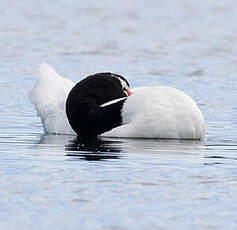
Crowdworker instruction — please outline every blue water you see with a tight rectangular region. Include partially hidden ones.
[1,0,237,229]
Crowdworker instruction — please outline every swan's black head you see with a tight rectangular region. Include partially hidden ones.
[66,72,131,138]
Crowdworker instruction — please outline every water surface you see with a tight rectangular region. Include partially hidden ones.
[1,0,237,229]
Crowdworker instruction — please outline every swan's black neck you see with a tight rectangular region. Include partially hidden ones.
[66,73,128,138]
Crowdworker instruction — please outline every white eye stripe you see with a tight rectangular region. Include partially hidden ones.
[111,74,129,91]
[118,77,129,91]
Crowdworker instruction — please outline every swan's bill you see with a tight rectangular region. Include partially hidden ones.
[99,97,127,107]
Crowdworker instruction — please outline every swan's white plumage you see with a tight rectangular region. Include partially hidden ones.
[29,63,76,135]
[103,87,205,139]
[29,63,205,139]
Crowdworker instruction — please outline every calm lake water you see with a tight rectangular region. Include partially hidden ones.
[1,0,237,229]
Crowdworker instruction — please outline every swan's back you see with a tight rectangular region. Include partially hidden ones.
[29,63,76,134]
[103,86,205,139]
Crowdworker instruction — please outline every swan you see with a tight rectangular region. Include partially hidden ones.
[29,63,205,139]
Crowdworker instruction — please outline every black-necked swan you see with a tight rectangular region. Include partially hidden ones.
[29,63,205,139]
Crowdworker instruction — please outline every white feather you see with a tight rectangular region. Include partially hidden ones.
[29,63,76,135]
[103,86,205,139]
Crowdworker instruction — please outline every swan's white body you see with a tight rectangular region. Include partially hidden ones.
[29,63,205,139]
[29,63,75,135]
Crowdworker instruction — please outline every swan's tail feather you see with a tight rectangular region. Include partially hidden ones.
[29,63,74,107]
[29,63,75,134]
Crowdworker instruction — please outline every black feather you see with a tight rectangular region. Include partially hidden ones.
[66,72,129,138]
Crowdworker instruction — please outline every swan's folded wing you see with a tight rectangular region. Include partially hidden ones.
[103,86,205,139]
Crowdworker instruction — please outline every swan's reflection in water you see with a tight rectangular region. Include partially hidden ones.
[65,137,122,161]
[38,134,205,161]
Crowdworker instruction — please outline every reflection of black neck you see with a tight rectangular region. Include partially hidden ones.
[65,136,122,161]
